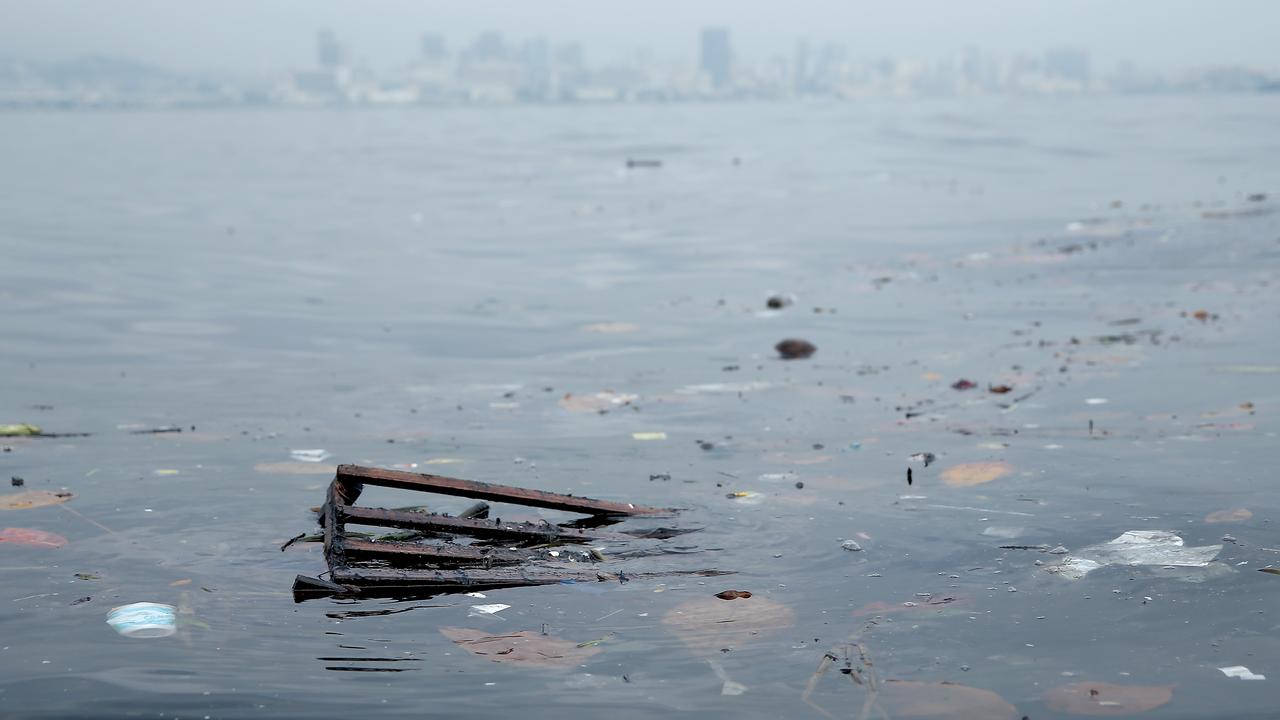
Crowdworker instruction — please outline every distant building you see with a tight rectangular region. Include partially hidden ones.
[317,30,342,68]
[1044,48,1090,85]
[420,34,447,61]
[700,27,732,89]
[468,32,508,63]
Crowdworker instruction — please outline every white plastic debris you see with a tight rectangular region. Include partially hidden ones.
[1047,530,1222,579]
[708,658,747,695]
[468,603,511,617]
[1219,666,1266,680]
[982,526,1024,539]
[675,382,773,395]
[290,449,331,463]
[840,540,863,552]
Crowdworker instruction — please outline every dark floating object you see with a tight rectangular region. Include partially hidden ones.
[909,452,936,467]
[715,590,753,600]
[626,158,662,168]
[907,468,913,486]
[951,378,978,391]
[776,338,817,360]
[130,426,183,434]
[988,384,1014,394]
[293,464,728,601]
[766,294,793,310]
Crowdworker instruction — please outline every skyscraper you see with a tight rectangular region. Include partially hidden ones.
[700,27,732,89]
[316,30,342,68]
[421,34,447,62]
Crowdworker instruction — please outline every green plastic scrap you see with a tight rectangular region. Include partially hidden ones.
[0,424,41,437]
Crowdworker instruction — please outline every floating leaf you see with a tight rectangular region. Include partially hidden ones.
[1260,567,1280,576]
[1043,682,1173,716]
[1205,508,1252,524]
[0,490,75,510]
[940,461,1013,488]
[439,627,601,668]
[0,424,41,437]
[0,528,68,548]
[878,680,1019,719]
[775,338,816,360]
[951,379,978,391]
[253,462,338,475]
[661,594,795,656]
[715,590,752,600]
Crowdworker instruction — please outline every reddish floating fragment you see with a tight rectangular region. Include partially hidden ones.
[0,527,68,548]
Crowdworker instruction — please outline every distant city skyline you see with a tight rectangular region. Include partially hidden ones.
[2,23,1275,111]
[3,0,1280,77]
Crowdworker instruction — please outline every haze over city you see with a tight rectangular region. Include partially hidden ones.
[3,0,1280,74]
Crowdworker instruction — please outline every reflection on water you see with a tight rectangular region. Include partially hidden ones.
[1,96,1279,718]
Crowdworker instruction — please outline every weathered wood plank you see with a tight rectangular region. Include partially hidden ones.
[342,538,538,566]
[338,504,631,543]
[336,464,670,516]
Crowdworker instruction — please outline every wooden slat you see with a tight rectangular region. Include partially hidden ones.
[336,464,669,516]
[322,481,346,569]
[342,538,535,566]
[330,565,612,589]
[338,504,630,543]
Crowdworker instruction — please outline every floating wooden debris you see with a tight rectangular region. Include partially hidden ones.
[293,464,726,600]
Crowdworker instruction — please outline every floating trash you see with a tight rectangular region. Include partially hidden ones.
[106,602,176,638]
[631,432,668,441]
[291,449,332,463]
[1219,665,1266,680]
[468,603,511,617]
[0,424,41,437]
[1047,530,1222,580]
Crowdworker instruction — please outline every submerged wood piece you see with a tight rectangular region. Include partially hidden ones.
[331,565,613,589]
[342,538,542,566]
[300,464,718,600]
[336,464,671,516]
[338,504,631,543]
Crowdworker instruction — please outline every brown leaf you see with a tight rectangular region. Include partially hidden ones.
[715,590,752,600]
[252,462,337,476]
[0,528,68,547]
[940,461,1013,488]
[662,594,794,656]
[988,384,1014,394]
[0,490,75,510]
[1205,508,1252,524]
[439,627,601,668]
[878,680,1019,719]
[776,339,816,360]
[1260,567,1280,576]
[951,379,978,391]
[1043,682,1174,716]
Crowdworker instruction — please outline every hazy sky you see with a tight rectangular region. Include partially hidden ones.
[3,0,1279,75]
